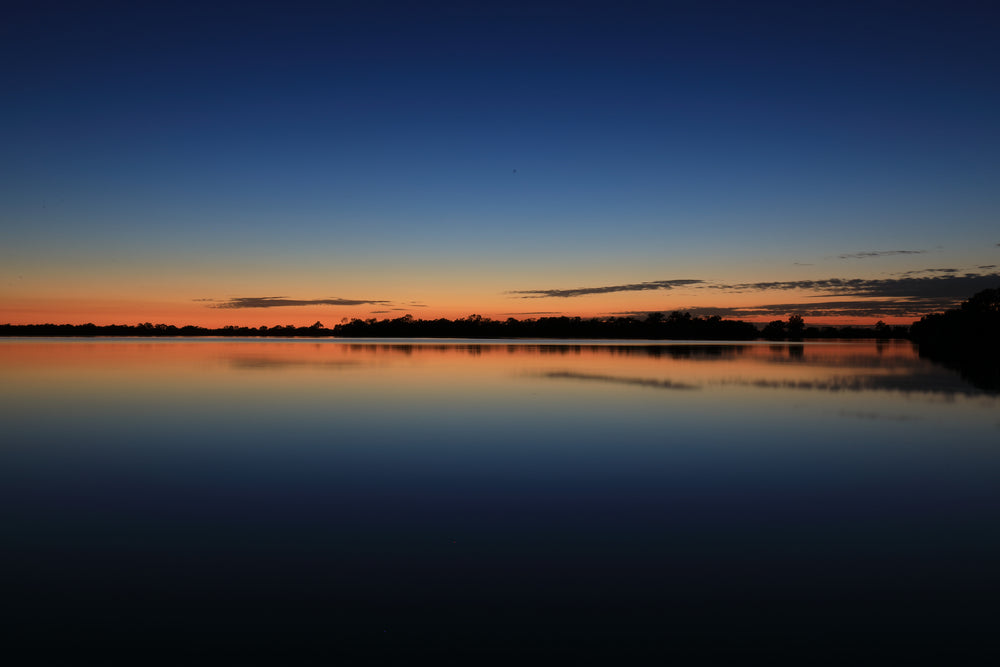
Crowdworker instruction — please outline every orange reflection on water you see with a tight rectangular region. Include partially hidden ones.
[0,337,926,393]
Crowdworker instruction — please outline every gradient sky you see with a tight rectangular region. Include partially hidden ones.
[3,0,999,327]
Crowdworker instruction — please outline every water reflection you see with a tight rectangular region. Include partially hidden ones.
[1,338,998,661]
[918,347,1000,393]
[540,370,700,391]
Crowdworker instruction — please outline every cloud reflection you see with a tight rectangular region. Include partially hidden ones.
[540,371,699,391]
[228,357,364,370]
[838,410,920,422]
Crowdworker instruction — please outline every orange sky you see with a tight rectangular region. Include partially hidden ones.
[0,283,950,328]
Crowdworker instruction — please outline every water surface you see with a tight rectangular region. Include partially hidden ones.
[2,339,998,661]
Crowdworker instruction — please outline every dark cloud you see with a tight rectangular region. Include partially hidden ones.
[209,296,391,309]
[505,271,998,320]
[510,271,998,304]
[979,265,997,270]
[718,272,1000,299]
[633,273,1000,318]
[679,298,960,319]
[838,250,927,259]
[508,279,704,298]
[898,268,958,276]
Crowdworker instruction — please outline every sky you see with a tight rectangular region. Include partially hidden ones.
[2,0,999,327]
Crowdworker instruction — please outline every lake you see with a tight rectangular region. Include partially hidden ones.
[2,338,998,662]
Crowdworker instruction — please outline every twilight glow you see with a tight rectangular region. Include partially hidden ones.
[3,1,998,327]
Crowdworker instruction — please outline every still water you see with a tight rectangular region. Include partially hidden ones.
[2,339,998,661]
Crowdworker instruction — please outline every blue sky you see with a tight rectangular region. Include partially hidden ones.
[2,0,998,325]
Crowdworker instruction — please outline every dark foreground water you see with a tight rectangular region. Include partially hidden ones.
[2,339,998,663]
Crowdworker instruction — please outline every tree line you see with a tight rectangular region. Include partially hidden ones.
[0,311,910,340]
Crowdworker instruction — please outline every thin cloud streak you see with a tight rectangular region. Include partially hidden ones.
[207,296,391,309]
[898,268,959,276]
[838,250,927,259]
[503,311,565,316]
[508,279,704,298]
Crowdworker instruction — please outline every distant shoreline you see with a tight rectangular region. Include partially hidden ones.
[0,314,908,342]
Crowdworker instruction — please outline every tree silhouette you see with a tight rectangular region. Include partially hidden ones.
[786,315,805,340]
[911,287,1000,351]
[761,320,786,340]
[910,287,1000,392]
